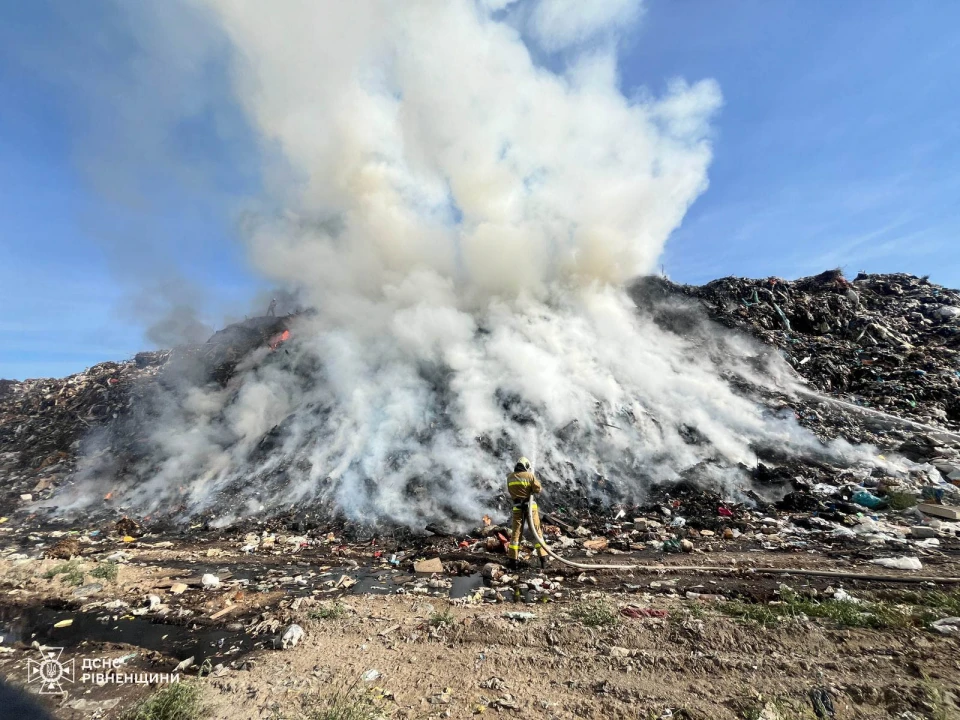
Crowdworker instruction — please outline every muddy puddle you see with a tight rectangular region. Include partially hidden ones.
[0,604,258,666]
[0,566,534,668]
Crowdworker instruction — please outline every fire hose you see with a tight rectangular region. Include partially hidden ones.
[524,501,960,585]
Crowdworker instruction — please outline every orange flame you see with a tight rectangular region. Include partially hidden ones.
[268,329,291,350]
[104,491,113,501]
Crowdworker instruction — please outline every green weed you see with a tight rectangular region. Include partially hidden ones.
[570,599,619,627]
[428,610,455,628]
[123,682,206,720]
[90,561,119,582]
[44,559,85,586]
[721,588,913,630]
[310,603,347,620]
[920,673,953,720]
[301,685,387,720]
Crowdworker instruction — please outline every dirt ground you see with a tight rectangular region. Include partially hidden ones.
[201,593,960,720]
[1,539,959,720]
[3,591,960,720]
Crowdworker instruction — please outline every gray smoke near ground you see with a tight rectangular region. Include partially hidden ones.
[64,1,913,527]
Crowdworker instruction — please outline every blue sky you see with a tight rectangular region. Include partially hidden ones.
[1,0,958,379]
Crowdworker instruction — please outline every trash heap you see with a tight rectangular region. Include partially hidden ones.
[0,352,170,509]
[2,272,960,535]
[663,270,960,432]
[0,315,293,510]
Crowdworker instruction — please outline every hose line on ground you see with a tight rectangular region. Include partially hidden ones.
[525,501,960,585]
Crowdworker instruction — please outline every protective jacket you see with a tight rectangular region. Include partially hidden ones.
[506,470,541,502]
[506,470,546,560]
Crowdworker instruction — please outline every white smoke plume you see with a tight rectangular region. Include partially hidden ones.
[66,1,898,527]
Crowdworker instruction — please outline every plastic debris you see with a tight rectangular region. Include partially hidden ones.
[280,623,304,649]
[930,617,960,635]
[870,556,923,571]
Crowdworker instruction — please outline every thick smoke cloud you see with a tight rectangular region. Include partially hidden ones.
[208,0,720,298]
[66,1,901,527]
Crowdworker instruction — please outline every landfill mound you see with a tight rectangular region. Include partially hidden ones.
[659,269,960,431]
[0,315,294,513]
[2,272,959,531]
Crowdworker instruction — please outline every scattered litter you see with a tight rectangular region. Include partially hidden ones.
[583,538,609,551]
[72,583,103,599]
[930,617,960,635]
[201,573,221,589]
[280,623,304,649]
[413,558,444,574]
[831,588,860,604]
[870,556,923,571]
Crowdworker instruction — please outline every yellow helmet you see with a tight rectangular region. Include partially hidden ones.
[516,456,531,471]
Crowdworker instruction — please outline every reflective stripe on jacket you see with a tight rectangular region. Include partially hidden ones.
[506,470,541,501]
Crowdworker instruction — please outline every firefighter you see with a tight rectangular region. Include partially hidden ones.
[506,456,548,570]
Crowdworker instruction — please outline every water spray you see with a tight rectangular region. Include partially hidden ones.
[794,388,960,442]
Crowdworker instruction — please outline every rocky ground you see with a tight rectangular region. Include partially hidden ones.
[2,271,960,718]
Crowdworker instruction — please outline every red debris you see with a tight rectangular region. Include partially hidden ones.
[620,607,668,619]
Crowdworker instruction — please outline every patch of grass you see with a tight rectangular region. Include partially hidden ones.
[570,599,619,627]
[907,589,960,617]
[44,559,85,586]
[921,673,953,720]
[720,588,914,630]
[123,682,206,720]
[686,602,705,620]
[310,603,347,620]
[302,686,386,720]
[736,697,813,720]
[722,601,783,627]
[428,610,455,628]
[90,561,119,582]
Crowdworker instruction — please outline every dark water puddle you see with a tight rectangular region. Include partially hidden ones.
[0,605,258,665]
[0,566,527,666]
[450,574,484,599]
[347,569,404,595]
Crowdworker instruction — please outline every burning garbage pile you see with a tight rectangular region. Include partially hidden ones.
[1,270,959,546]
